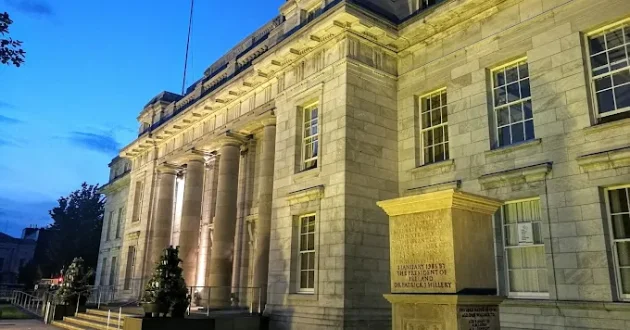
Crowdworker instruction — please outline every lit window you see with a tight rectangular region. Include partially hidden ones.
[419,89,449,164]
[500,199,548,297]
[492,60,534,147]
[588,23,630,121]
[606,186,630,298]
[302,103,319,171]
[298,214,316,293]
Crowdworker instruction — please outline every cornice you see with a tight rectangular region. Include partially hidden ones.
[577,146,630,173]
[99,173,131,195]
[478,162,552,190]
[286,185,325,205]
[377,189,502,216]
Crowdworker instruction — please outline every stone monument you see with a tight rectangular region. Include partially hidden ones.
[377,189,504,330]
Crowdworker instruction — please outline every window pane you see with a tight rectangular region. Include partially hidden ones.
[441,107,448,122]
[444,142,450,160]
[609,189,630,213]
[497,108,510,126]
[607,30,625,48]
[608,47,628,70]
[524,100,533,119]
[510,104,523,122]
[300,236,307,251]
[441,92,447,107]
[499,126,511,147]
[307,271,315,288]
[520,79,531,98]
[423,98,430,113]
[434,127,444,143]
[495,87,507,106]
[301,254,308,269]
[612,214,630,239]
[511,123,525,143]
[613,70,630,85]
[422,112,430,128]
[614,84,630,109]
[307,233,315,250]
[595,76,612,91]
[590,35,606,54]
[506,66,519,83]
[435,144,445,162]
[597,89,616,113]
[431,109,441,126]
[525,120,535,140]
[424,130,434,145]
[620,268,630,294]
[519,63,529,79]
[308,253,315,269]
[431,94,441,108]
[591,54,609,75]
[495,70,505,87]
[424,146,434,164]
[617,241,630,267]
[300,271,308,288]
[507,83,520,102]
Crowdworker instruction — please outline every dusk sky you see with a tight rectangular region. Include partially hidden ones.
[0,0,284,236]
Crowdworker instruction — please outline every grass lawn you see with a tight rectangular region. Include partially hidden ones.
[0,304,33,319]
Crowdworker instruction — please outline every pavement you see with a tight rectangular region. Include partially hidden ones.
[0,320,55,329]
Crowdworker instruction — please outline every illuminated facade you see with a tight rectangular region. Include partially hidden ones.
[96,0,630,329]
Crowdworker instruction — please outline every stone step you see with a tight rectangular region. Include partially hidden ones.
[63,316,121,330]
[50,320,87,330]
[86,308,139,318]
[76,312,124,327]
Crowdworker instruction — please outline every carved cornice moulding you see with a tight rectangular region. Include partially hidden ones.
[99,174,131,195]
[478,162,552,190]
[577,145,630,173]
[377,189,502,216]
[286,185,325,205]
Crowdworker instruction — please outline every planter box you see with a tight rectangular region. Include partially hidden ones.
[123,315,261,330]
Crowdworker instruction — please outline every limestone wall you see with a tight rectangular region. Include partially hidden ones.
[397,0,630,327]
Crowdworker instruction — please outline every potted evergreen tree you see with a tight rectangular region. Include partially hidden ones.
[54,258,93,319]
[142,246,189,318]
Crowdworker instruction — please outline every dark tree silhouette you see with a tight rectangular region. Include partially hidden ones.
[46,183,104,277]
[0,12,25,67]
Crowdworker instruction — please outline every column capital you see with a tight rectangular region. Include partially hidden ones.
[183,149,208,164]
[157,163,180,175]
[259,117,276,127]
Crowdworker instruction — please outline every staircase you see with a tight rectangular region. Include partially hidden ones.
[51,309,139,330]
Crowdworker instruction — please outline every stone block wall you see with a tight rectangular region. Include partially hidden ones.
[396,0,630,327]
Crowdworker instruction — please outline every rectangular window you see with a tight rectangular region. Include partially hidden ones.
[124,246,136,290]
[492,59,534,148]
[115,207,123,239]
[298,214,316,293]
[419,88,449,164]
[109,256,117,287]
[500,199,548,297]
[106,211,114,241]
[301,103,319,171]
[588,22,630,121]
[132,181,144,222]
[606,186,630,298]
[100,258,108,286]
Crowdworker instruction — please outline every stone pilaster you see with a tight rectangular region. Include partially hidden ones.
[252,122,276,309]
[208,138,242,307]
[179,154,206,287]
[148,164,178,271]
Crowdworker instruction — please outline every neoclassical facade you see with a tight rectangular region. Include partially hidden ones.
[96,0,630,329]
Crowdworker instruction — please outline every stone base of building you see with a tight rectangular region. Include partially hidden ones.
[384,294,504,330]
[267,306,390,330]
[500,299,630,329]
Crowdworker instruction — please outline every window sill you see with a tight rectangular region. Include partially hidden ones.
[408,159,455,176]
[485,138,541,157]
[501,298,630,311]
[293,167,320,183]
[583,117,630,134]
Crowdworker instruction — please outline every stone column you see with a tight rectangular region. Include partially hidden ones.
[179,154,205,287]
[208,139,242,307]
[252,123,276,310]
[148,165,178,269]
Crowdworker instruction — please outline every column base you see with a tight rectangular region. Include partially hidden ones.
[383,294,504,330]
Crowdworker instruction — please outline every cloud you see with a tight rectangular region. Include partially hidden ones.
[4,0,54,17]
[0,196,54,236]
[68,131,121,156]
[0,114,22,124]
[0,101,15,109]
[0,137,18,147]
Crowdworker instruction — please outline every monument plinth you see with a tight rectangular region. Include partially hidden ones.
[377,189,504,330]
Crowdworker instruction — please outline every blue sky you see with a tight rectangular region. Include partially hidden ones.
[0,0,284,236]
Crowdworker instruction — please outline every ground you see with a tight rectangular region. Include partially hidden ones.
[0,304,32,319]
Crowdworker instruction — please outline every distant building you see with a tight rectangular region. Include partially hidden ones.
[0,228,39,284]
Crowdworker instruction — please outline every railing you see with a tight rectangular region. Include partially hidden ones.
[11,290,54,321]
[187,286,262,316]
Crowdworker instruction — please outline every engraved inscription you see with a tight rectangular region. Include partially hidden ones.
[390,210,456,293]
[457,306,499,330]
[403,319,443,330]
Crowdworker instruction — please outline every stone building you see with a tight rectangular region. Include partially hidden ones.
[95,0,630,328]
